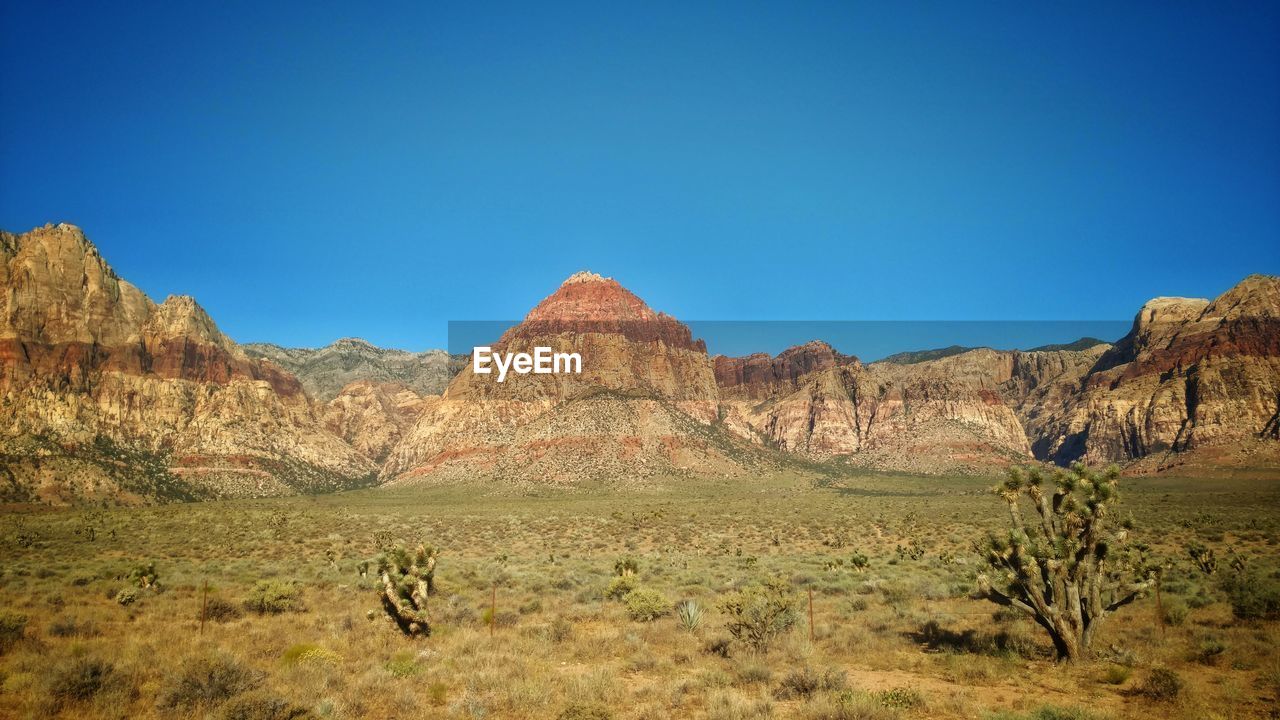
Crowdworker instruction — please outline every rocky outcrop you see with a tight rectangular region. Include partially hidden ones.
[323,380,429,463]
[0,224,376,503]
[381,272,765,485]
[1031,276,1280,468]
[244,338,458,402]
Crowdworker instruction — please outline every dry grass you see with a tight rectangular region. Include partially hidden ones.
[0,471,1277,719]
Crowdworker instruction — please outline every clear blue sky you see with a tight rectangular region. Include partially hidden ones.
[3,1,1278,351]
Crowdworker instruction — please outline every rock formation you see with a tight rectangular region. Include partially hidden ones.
[380,272,766,485]
[1031,276,1280,472]
[244,338,458,403]
[3,223,1275,498]
[0,224,376,502]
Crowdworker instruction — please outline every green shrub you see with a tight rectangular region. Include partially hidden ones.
[243,581,301,615]
[604,576,637,600]
[1138,667,1182,701]
[160,655,262,710]
[281,643,340,667]
[718,578,798,654]
[875,686,923,709]
[1099,665,1131,685]
[115,589,137,606]
[1219,571,1280,620]
[1161,600,1188,626]
[804,691,900,720]
[1192,637,1227,666]
[624,588,670,621]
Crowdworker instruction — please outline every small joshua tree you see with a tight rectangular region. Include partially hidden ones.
[976,464,1153,661]
[614,557,639,577]
[127,562,159,590]
[1187,543,1217,575]
[375,544,438,637]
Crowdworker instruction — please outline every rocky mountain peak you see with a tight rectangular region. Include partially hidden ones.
[145,294,231,347]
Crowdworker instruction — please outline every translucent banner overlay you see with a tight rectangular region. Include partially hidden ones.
[447,319,1131,360]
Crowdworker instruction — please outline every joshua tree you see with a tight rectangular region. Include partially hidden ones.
[614,557,638,577]
[976,464,1154,661]
[1187,543,1217,575]
[375,544,438,637]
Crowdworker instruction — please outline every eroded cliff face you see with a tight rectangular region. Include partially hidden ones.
[714,345,1041,473]
[323,380,430,463]
[1033,276,1280,469]
[0,224,375,502]
[380,272,766,485]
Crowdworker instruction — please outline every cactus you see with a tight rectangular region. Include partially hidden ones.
[976,464,1153,661]
[375,544,438,637]
[1187,543,1217,575]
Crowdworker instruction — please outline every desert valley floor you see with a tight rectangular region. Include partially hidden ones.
[1,471,1277,720]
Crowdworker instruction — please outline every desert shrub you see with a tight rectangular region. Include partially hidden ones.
[48,617,99,637]
[1160,600,1188,626]
[624,588,670,621]
[558,702,612,720]
[1192,637,1227,666]
[676,599,704,631]
[718,578,798,654]
[205,597,243,622]
[47,658,114,711]
[281,643,340,667]
[1218,570,1280,620]
[874,687,923,709]
[384,651,420,678]
[1099,665,1131,685]
[604,575,637,600]
[222,693,314,720]
[115,588,137,606]
[803,691,900,720]
[1138,667,1182,701]
[774,665,847,699]
[243,581,301,615]
[0,612,26,654]
[734,660,772,685]
[160,654,262,710]
[706,690,774,720]
[704,635,734,658]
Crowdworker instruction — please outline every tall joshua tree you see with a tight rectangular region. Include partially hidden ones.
[976,463,1153,661]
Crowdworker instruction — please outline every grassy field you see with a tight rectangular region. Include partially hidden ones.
[1,471,1278,719]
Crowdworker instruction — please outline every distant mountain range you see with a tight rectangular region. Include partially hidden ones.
[2,223,1277,503]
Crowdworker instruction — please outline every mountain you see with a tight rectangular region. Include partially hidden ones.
[0,224,376,502]
[1031,276,1280,472]
[381,272,769,485]
[3,222,1275,500]
[243,339,458,402]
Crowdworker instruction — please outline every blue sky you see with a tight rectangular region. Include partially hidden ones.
[2,1,1278,352]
